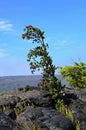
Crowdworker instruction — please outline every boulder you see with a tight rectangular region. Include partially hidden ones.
[29,93,54,108]
[0,96,21,110]
[0,113,21,130]
[17,107,74,130]
[69,99,86,130]
[62,87,86,130]
[4,109,16,120]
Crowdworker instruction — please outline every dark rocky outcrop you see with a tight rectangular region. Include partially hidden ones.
[61,87,86,130]
[4,109,16,120]
[28,94,54,108]
[16,107,74,130]
[0,86,86,130]
[0,113,21,130]
[0,96,21,109]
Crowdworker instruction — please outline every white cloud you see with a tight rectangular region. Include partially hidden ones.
[0,20,13,31]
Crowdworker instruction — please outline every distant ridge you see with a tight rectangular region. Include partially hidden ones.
[0,75,69,94]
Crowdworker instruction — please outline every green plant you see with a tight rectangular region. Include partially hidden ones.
[17,121,42,130]
[14,101,35,116]
[14,102,24,116]
[22,25,64,102]
[28,123,41,130]
[58,62,86,88]
[76,121,80,130]
[55,100,74,123]
[55,100,81,130]
[0,102,10,112]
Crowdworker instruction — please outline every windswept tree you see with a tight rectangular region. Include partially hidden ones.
[22,25,64,101]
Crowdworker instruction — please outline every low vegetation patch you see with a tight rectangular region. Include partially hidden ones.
[55,99,80,130]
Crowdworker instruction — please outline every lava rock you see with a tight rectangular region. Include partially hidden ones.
[4,109,16,120]
[17,107,74,130]
[0,96,21,109]
[0,113,21,130]
[62,87,86,130]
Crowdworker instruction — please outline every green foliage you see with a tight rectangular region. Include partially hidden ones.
[58,62,86,88]
[22,25,64,101]
[28,123,41,130]
[13,122,41,130]
[0,102,11,113]
[14,101,35,116]
[76,121,80,130]
[55,99,74,123]
[55,100,81,130]
[14,102,24,116]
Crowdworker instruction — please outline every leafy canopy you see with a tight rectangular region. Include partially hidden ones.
[58,62,86,88]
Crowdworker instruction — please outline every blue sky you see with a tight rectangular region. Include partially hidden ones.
[0,0,86,76]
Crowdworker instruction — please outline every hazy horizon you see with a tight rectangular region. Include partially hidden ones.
[0,75,69,94]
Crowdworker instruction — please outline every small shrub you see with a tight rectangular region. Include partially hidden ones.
[58,62,86,88]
